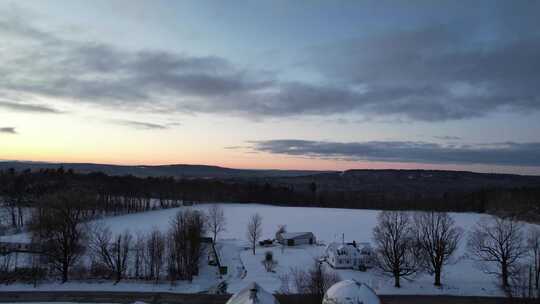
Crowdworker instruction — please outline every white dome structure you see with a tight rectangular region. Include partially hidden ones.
[322,280,380,304]
[226,282,280,304]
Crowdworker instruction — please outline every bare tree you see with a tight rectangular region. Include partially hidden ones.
[414,211,462,286]
[306,260,341,302]
[30,190,91,283]
[278,259,340,302]
[509,263,538,299]
[167,209,206,281]
[276,225,287,254]
[275,225,287,240]
[145,228,165,282]
[2,172,30,229]
[527,227,540,290]
[468,215,526,288]
[373,211,420,288]
[207,204,226,243]
[133,232,146,279]
[262,250,278,272]
[0,252,14,273]
[90,226,132,283]
[247,213,263,255]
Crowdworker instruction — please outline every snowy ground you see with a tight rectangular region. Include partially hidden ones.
[2,203,535,297]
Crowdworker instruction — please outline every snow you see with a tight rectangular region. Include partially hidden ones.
[323,280,381,304]
[230,243,326,293]
[226,282,279,304]
[1,203,536,297]
[1,279,212,294]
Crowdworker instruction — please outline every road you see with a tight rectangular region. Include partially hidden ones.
[0,291,535,304]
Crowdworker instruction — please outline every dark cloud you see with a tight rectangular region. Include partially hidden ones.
[0,100,62,113]
[304,25,540,121]
[0,18,271,113]
[0,127,16,134]
[250,140,540,167]
[1,5,540,121]
[434,136,462,141]
[107,119,169,130]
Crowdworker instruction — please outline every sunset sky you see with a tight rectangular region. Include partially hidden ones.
[1,1,540,174]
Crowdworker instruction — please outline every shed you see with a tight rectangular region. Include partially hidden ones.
[277,232,315,246]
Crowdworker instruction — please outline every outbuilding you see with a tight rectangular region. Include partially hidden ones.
[277,232,316,246]
[323,280,380,304]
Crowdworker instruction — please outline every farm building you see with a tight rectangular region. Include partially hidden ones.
[323,279,380,304]
[326,241,374,270]
[276,232,315,246]
[0,241,39,254]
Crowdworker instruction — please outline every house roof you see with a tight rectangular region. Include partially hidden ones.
[327,242,372,252]
[327,242,353,250]
[280,232,314,239]
[326,242,357,256]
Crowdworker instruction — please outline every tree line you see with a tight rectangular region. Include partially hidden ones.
[2,168,539,234]
[1,189,207,285]
[0,168,308,232]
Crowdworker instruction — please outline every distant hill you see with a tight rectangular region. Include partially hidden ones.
[0,161,330,178]
[2,161,540,217]
[2,160,539,193]
[277,169,540,194]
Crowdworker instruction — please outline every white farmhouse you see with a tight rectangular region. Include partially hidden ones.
[276,232,316,246]
[326,242,374,270]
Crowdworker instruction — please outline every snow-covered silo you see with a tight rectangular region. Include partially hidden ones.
[322,280,380,304]
[226,282,280,304]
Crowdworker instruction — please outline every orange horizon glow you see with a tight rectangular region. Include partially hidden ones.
[2,153,539,176]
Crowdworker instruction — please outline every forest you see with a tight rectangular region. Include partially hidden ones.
[1,167,540,233]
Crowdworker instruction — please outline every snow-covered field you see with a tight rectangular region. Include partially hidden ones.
[2,203,535,296]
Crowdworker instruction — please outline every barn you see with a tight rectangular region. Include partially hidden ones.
[277,232,316,246]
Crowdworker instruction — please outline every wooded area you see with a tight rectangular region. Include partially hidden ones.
[1,167,539,233]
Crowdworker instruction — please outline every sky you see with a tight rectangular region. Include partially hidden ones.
[1,0,540,175]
